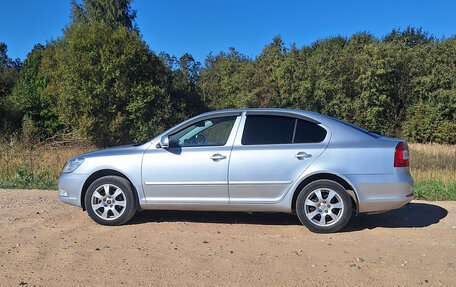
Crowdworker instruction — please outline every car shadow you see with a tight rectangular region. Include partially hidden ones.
[342,202,448,231]
[128,202,447,230]
[130,210,301,226]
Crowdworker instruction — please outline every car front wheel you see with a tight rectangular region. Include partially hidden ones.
[296,180,352,233]
[85,175,137,226]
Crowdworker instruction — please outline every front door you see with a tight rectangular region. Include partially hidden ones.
[142,116,239,204]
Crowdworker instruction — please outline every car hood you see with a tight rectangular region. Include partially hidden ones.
[78,144,141,159]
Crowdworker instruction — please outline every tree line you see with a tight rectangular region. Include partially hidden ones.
[1,0,455,147]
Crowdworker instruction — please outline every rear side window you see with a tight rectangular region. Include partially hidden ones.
[242,115,327,145]
[242,115,294,145]
[294,120,327,143]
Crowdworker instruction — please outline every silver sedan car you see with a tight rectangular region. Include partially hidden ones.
[59,109,413,233]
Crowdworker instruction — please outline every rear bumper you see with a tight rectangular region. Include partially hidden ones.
[346,173,413,213]
[58,172,87,208]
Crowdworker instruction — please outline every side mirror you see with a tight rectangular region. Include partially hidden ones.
[159,135,169,148]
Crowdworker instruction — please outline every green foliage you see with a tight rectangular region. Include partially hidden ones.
[42,21,171,146]
[4,0,208,147]
[0,43,21,133]
[384,26,433,47]
[199,47,253,109]
[0,167,56,190]
[3,0,456,147]
[199,31,456,142]
[71,0,137,31]
[161,53,206,125]
[0,43,20,95]
[9,44,63,139]
[414,179,456,201]
[402,93,456,144]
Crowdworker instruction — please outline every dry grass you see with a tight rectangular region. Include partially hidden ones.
[0,141,455,191]
[0,142,95,187]
[30,145,95,180]
[408,143,456,182]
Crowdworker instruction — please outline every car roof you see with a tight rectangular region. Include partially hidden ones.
[197,108,329,124]
[199,108,309,115]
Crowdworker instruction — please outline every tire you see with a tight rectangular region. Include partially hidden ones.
[296,180,352,233]
[85,175,137,226]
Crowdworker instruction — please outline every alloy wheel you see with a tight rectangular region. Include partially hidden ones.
[304,188,344,227]
[91,184,127,220]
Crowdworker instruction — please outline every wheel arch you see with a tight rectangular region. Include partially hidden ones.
[291,172,359,214]
[80,169,139,211]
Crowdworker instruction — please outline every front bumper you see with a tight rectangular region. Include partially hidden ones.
[58,172,88,207]
[346,173,413,213]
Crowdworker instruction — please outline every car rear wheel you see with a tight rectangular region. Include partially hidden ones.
[296,180,352,233]
[85,176,137,226]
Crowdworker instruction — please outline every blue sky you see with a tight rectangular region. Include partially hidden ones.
[1,0,455,63]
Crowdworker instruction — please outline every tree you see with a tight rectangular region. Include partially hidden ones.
[41,21,170,146]
[4,21,456,145]
[199,47,252,110]
[9,44,62,139]
[384,26,433,47]
[0,43,21,132]
[161,53,206,125]
[197,29,455,143]
[70,0,137,31]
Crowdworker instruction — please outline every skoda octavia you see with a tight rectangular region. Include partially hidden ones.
[59,109,413,233]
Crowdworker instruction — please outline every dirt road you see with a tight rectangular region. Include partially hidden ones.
[0,189,454,286]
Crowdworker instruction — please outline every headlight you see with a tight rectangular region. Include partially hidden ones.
[62,158,85,173]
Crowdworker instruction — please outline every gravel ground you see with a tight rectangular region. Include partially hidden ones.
[0,189,455,286]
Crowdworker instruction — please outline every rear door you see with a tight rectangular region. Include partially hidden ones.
[228,113,329,203]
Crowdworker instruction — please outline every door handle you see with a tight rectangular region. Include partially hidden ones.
[210,154,227,161]
[295,152,312,159]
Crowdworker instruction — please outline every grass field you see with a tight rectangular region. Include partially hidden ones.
[0,142,94,190]
[0,142,455,200]
[408,143,456,200]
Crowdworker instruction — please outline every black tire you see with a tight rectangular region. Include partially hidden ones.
[85,175,137,226]
[296,180,352,233]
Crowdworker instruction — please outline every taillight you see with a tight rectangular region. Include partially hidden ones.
[394,142,409,167]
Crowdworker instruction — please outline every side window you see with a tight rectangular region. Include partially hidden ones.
[169,116,236,147]
[241,115,295,145]
[294,119,327,143]
[241,115,327,145]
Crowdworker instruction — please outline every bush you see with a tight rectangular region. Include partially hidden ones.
[0,167,56,190]
[402,90,456,144]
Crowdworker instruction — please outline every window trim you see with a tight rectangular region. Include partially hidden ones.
[291,119,298,143]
